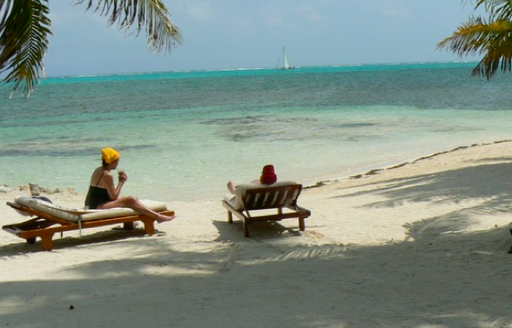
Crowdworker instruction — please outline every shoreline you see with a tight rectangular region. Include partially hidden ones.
[352,139,512,177]
[4,139,512,200]
[305,139,512,190]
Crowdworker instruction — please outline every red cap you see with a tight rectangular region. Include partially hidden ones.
[260,165,277,185]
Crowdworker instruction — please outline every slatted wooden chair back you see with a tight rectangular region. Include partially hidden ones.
[241,184,302,210]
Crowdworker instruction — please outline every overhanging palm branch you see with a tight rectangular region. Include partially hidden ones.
[476,0,512,21]
[0,0,51,97]
[0,0,182,97]
[77,0,183,53]
[438,0,512,79]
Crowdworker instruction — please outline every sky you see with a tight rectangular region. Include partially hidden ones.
[44,0,485,77]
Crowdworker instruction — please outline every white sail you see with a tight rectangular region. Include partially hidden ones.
[279,47,293,70]
[283,52,291,70]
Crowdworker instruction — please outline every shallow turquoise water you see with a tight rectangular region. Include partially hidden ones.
[1,62,512,201]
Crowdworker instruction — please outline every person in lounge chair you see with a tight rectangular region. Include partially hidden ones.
[85,148,175,223]
[227,164,278,196]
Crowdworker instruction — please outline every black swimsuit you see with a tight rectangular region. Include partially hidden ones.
[84,172,112,209]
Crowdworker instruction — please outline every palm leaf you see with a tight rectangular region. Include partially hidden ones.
[476,0,512,21]
[0,0,51,96]
[472,36,512,78]
[438,3,512,79]
[76,0,183,51]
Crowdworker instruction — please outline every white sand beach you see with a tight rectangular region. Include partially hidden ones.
[1,141,512,328]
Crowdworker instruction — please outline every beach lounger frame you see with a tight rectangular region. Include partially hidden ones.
[3,198,174,251]
[222,182,311,237]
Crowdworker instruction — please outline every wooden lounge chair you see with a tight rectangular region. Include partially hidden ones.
[222,181,311,237]
[3,196,174,251]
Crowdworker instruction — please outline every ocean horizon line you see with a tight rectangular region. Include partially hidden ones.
[39,60,479,85]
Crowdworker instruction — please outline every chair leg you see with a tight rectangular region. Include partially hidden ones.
[123,222,136,230]
[227,211,233,224]
[40,233,54,251]
[298,218,305,231]
[243,222,250,237]
[141,219,156,235]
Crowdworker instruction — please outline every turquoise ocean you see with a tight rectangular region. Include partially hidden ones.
[1,62,512,202]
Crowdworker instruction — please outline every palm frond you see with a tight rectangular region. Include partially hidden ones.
[472,38,512,78]
[146,0,183,52]
[438,17,512,54]
[438,10,512,79]
[75,0,183,52]
[0,0,51,97]
[476,0,512,21]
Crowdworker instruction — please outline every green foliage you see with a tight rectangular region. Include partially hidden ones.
[438,0,512,79]
[76,0,183,52]
[0,0,51,97]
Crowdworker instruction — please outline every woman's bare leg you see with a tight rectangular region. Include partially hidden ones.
[99,197,175,223]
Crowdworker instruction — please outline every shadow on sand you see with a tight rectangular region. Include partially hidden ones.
[1,159,512,327]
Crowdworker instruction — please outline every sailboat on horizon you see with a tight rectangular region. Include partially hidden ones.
[277,47,294,70]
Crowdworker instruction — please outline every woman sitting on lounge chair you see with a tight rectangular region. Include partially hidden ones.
[227,164,278,196]
[85,148,175,223]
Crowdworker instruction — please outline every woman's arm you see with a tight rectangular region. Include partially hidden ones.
[104,172,126,200]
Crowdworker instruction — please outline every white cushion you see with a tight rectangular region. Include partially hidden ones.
[14,196,167,223]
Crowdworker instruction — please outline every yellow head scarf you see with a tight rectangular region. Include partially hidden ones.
[101,148,120,165]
